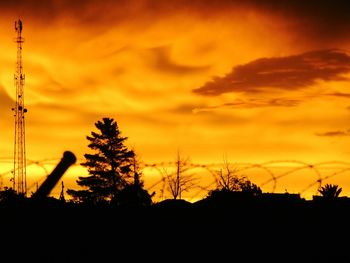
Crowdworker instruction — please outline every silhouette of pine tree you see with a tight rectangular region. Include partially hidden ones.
[67,117,134,204]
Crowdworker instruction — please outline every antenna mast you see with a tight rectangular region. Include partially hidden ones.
[12,19,27,195]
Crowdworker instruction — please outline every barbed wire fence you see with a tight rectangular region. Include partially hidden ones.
[1,158,350,201]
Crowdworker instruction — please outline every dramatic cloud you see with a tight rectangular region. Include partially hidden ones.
[316,129,350,137]
[193,49,350,96]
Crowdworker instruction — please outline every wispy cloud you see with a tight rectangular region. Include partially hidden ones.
[194,49,350,96]
[316,129,350,137]
[0,86,15,109]
[145,46,210,75]
[327,92,350,98]
[193,98,302,113]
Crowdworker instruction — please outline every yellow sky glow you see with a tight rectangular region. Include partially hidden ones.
[1,1,350,200]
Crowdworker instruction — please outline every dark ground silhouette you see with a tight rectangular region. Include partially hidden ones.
[1,192,350,262]
[1,152,350,262]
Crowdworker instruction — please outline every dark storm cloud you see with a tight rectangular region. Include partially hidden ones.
[316,129,350,137]
[0,0,138,26]
[3,0,350,44]
[193,49,350,96]
[247,0,350,43]
[189,0,350,43]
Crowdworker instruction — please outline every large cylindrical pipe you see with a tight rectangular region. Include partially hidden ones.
[33,151,76,199]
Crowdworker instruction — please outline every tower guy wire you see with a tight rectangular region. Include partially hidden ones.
[12,19,27,195]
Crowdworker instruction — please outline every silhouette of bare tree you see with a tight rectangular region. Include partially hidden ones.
[162,152,197,199]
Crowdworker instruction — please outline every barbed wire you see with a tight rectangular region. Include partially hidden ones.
[1,158,350,200]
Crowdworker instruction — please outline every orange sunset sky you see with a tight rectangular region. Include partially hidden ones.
[1,0,350,200]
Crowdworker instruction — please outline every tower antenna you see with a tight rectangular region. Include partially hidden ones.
[12,19,27,195]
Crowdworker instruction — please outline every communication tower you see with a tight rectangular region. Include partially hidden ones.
[12,19,27,195]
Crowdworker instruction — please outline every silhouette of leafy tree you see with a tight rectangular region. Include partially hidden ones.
[0,187,25,207]
[318,184,342,199]
[0,187,19,202]
[209,160,262,197]
[115,153,154,207]
[67,117,134,204]
[239,179,262,195]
